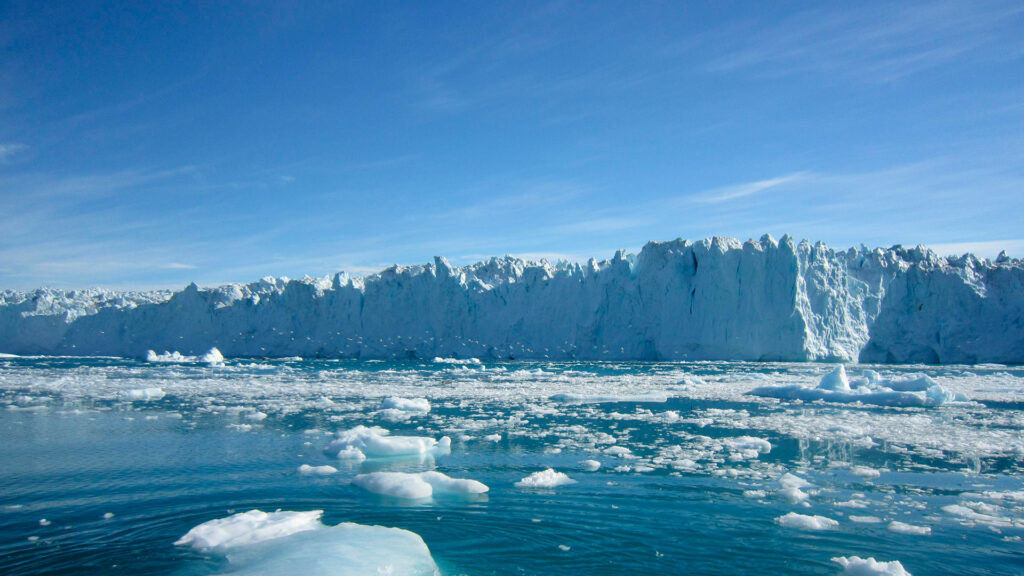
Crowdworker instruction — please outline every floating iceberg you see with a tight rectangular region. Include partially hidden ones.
[175,509,439,575]
[352,471,488,499]
[749,366,968,407]
[3,236,1021,364]
[326,425,451,460]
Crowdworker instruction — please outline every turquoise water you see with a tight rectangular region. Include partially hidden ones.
[1,357,1022,574]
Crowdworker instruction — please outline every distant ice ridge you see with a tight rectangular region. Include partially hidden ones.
[2,235,1022,364]
[175,509,439,575]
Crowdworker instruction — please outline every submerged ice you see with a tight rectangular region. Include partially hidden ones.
[3,235,1022,363]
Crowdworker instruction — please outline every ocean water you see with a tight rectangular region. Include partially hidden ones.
[1,357,1022,575]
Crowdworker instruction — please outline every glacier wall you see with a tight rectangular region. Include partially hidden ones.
[1,235,1021,364]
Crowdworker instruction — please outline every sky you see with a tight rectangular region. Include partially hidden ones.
[1,1,1023,289]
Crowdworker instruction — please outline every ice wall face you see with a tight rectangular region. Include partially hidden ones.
[1,236,1021,363]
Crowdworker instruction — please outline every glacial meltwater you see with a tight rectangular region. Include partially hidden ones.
[1,356,1022,575]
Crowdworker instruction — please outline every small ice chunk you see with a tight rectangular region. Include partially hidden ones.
[851,466,881,480]
[432,357,482,365]
[103,512,115,520]
[778,472,811,504]
[516,469,577,489]
[298,464,338,476]
[887,521,930,535]
[818,365,851,392]
[483,434,502,442]
[202,347,225,365]
[849,516,883,523]
[831,556,912,576]
[743,490,767,498]
[780,486,810,505]
[775,512,838,530]
[146,350,191,363]
[123,387,165,401]
[725,436,771,460]
[778,473,811,489]
[580,460,602,471]
[548,391,669,404]
[327,425,450,459]
[603,446,634,458]
[380,397,430,413]
[39,519,50,526]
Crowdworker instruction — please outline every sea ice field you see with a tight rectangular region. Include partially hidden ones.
[1,355,1022,575]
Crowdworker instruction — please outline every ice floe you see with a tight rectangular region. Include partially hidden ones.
[175,509,438,575]
[353,471,488,499]
[326,425,451,460]
[749,366,968,407]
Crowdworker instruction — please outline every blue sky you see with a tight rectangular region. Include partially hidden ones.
[2,1,1023,289]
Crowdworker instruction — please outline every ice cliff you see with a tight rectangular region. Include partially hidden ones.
[1,235,1021,363]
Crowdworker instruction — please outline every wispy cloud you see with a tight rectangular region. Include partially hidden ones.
[923,239,1024,259]
[689,173,808,203]
[0,142,26,161]
[703,2,1024,82]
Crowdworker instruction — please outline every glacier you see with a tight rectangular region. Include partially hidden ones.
[1,235,1021,364]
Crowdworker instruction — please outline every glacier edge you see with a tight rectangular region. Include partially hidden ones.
[1,235,1021,364]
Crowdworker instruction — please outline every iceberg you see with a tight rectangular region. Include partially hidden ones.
[2,236,1021,364]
